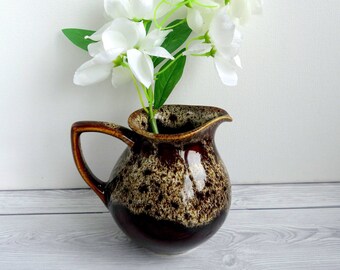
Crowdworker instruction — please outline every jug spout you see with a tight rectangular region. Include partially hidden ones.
[128,105,232,142]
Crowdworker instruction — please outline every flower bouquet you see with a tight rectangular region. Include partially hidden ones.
[63,0,262,133]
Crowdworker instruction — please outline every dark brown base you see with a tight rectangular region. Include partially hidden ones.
[108,202,228,255]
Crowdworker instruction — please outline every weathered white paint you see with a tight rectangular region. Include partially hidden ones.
[0,1,339,189]
[0,183,339,269]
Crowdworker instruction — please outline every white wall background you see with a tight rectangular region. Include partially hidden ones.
[0,0,339,189]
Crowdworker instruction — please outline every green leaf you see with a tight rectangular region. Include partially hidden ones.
[153,20,192,67]
[154,50,186,109]
[143,20,152,34]
[62,28,96,51]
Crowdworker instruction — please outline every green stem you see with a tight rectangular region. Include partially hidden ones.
[154,0,189,29]
[148,106,159,134]
[129,70,149,114]
[185,35,205,50]
[161,19,186,30]
[125,57,159,134]
[143,85,159,134]
[191,51,212,57]
[160,3,186,28]
[153,0,168,29]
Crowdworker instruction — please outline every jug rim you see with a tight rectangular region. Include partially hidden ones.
[128,104,232,141]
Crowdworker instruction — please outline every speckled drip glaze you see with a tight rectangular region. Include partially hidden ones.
[106,105,232,228]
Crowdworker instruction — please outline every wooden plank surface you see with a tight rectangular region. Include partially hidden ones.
[231,182,340,210]
[0,183,339,269]
[1,182,340,215]
[0,208,339,270]
[0,189,108,215]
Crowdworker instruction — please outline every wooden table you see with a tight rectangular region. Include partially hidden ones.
[1,182,339,269]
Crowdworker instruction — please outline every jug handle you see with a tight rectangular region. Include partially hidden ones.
[71,121,135,205]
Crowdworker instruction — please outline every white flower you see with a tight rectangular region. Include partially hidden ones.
[185,7,242,86]
[104,0,168,20]
[185,0,223,33]
[74,18,173,88]
[228,0,263,24]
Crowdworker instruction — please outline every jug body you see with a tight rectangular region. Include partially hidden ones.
[71,105,232,254]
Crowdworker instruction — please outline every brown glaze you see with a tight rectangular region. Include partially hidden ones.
[71,105,232,254]
[109,202,228,255]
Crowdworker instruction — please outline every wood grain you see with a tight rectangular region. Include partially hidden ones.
[0,208,339,270]
[231,182,340,210]
[0,189,107,215]
[1,183,339,269]
[1,183,339,215]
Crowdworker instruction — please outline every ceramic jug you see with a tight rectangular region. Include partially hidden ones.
[71,105,232,254]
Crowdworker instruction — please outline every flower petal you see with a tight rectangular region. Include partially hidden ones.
[194,0,220,8]
[184,41,212,55]
[140,29,172,50]
[88,21,112,41]
[144,47,174,59]
[228,0,259,24]
[102,30,128,51]
[217,28,242,60]
[108,18,145,49]
[127,49,154,88]
[111,66,131,87]
[214,54,238,86]
[129,0,154,20]
[210,7,236,47]
[152,0,173,19]
[187,8,204,33]
[88,41,104,57]
[74,55,112,86]
[104,0,129,19]
[105,48,126,61]
[233,55,242,68]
